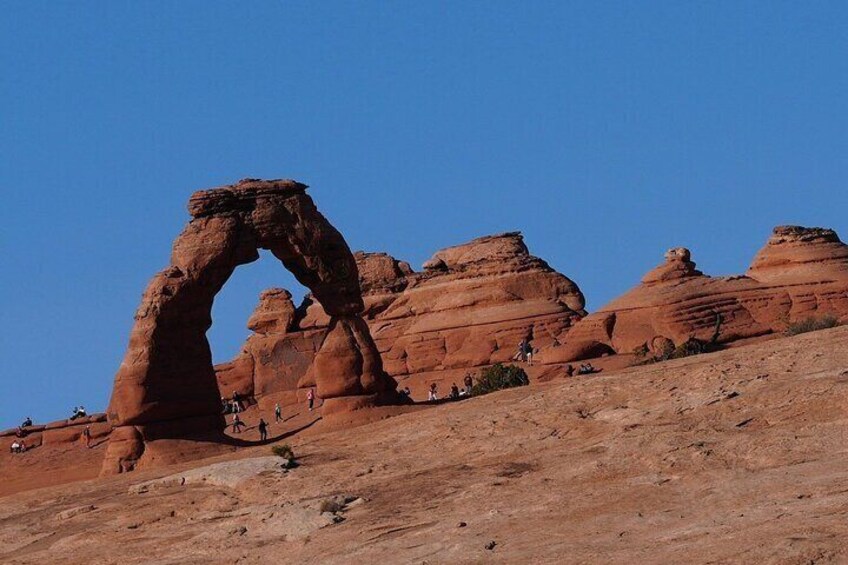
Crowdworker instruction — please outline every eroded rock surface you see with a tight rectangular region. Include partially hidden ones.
[217,232,586,408]
[550,226,848,362]
[105,179,397,474]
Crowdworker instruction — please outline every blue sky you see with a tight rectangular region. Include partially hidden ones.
[1,2,846,428]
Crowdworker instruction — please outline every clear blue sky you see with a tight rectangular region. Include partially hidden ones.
[1,2,846,429]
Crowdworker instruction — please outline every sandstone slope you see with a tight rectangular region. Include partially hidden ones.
[2,325,847,564]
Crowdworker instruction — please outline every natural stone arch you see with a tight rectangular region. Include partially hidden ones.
[103,179,398,474]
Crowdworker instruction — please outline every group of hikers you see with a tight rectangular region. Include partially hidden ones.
[9,411,95,455]
[426,373,475,402]
[513,338,535,366]
[227,387,317,442]
[513,338,603,376]
[9,439,27,453]
[9,335,605,455]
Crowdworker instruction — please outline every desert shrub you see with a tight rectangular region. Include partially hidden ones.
[636,336,720,366]
[471,364,530,396]
[632,343,649,358]
[271,444,295,460]
[670,337,706,359]
[785,315,840,336]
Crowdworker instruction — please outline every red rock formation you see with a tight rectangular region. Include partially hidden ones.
[103,179,397,475]
[0,414,110,453]
[218,232,587,405]
[548,226,848,362]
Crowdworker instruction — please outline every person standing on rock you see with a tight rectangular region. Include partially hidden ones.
[428,382,438,401]
[524,340,534,366]
[274,402,282,422]
[82,425,92,448]
[232,391,242,413]
[307,388,315,411]
[231,413,244,433]
[258,418,268,442]
[514,339,528,362]
[464,373,474,395]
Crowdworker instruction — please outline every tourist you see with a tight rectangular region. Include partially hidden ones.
[274,402,282,422]
[231,413,244,433]
[514,339,528,362]
[398,387,412,400]
[565,364,575,377]
[21,417,32,428]
[258,418,268,442]
[82,425,92,448]
[450,383,460,400]
[232,391,242,413]
[70,406,80,420]
[307,388,315,411]
[428,382,438,401]
[10,440,21,454]
[578,363,601,375]
[77,406,87,418]
[221,397,231,415]
[524,340,534,366]
[463,373,474,395]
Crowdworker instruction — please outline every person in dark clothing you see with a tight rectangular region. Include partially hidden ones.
[578,363,602,375]
[82,425,92,448]
[258,418,268,442]
[525,340,534,366]
[463,374,474,395]
[450,383,460,400]
[21,417,32,428]
[515,339,528,362]
[231,414,244,433]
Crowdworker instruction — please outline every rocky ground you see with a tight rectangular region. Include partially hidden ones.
[2,326,848,564]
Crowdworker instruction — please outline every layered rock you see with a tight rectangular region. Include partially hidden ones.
[0,414,110,452]
[218,232,586,404]
[549,226,848,362]
[104,179,397,475]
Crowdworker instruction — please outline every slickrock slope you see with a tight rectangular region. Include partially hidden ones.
[548,226,848,362]
[3,326,848,564]
[217,233,587,409]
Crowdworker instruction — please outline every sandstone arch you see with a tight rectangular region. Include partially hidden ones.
[103,179,398,474]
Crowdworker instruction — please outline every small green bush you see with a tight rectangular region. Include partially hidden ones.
[785,315,840,336]
[471,364,530,396]
[271,444,295,460]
